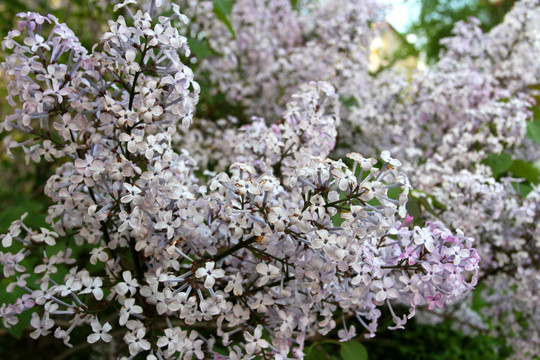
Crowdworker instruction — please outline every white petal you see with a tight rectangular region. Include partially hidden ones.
[204,276,215,289]
[87,333,100,344]
[125,49,137,63]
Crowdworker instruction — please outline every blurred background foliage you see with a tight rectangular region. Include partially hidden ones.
[403,0,516,62]
[0,0,521,359]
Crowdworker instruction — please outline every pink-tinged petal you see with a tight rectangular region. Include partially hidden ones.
[90,321,101,333]
[125,48,137,62]
[127,141,137,153]
[387,288,399,299]
[213,269,225,278]
[246,343,256,355]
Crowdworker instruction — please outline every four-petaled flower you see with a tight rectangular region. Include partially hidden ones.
[87,319,112,343]
[244,325,270,355]
[119,298,143,326]
[195,261,225,289]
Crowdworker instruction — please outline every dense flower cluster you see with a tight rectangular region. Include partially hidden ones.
[166,0,540,358]
[348,1,540,357]
[0,1,483,359]
[175,0,381,118]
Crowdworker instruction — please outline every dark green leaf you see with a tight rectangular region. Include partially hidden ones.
[418,196,437,217]
[213,0,234,14]
[481,152,512,178]
[213,0,236,37]
[305,345,328,360]
[471,283,488,311]
[187,38,216,59]
[0,198,47,233]
[512,182,534,197]
[509,159,540,184]
[339,95,359,110]
[526,120,540,144]
[406,197,422,222]
[340,341,368,360]
[387,187,400,200]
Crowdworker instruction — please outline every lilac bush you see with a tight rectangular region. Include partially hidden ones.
[0,0,537,359]
[176,0,540,357]
[349,2,540,357]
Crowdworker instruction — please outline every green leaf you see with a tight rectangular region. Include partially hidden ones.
[339,95,359,110]
[509,159,540,184]
[340,341,368,360]
[187,38,216,59]
[512,182,534,197]
[481,152,512,178]
[526,120,540,145]
[471,283,488,312]
[291,0,298,8]
[387,187,402,200]
[406,197,422,222]
[213,0,234,14]
[305,345,328,360]
[417,195,438,218]
[213,0,236,38]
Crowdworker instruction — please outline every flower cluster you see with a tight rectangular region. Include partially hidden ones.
[170,0,540,357]
[0,1,482,359]
[345,0,540,357]
[176,0,381,118]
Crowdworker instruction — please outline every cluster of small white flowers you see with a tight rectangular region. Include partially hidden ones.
[175,0,380,118]
[0,1,482,359]
[177,80,340,174]
[345,1,540,357]
[172,0,540,357]
[178,0,540,357]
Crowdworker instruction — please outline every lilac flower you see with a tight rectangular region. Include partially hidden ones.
[115,271,139,297]
[244,325,270,355]
[195,261,225,289]
[79,275,104,301]
[124,328,151,356]
[0,0,495,357]
[119,298,143,326]
[87,319,112,343]
[373,277,399,302]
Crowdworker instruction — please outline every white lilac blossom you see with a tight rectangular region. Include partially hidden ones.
[175,0,540,357]
[0,0,485,359]
[175,0,379,118]
[344,1,540,357]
